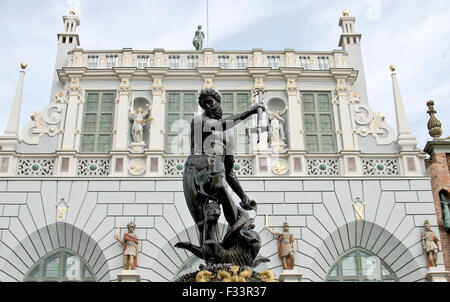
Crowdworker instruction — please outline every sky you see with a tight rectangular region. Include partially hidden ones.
[0,0,449,151]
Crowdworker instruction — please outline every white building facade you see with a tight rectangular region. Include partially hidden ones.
[0,11,443,282]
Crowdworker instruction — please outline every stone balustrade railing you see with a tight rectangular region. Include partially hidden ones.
[67,49,348,71]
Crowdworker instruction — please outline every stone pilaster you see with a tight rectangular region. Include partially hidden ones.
[335,79,355,151]
[148,79,165,152]
[61,78,82,150]
[113,79,131,151]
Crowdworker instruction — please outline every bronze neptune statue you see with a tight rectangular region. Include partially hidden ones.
[175,88,269,269]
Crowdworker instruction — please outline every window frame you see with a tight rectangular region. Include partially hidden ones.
[24,249,96,282]
[301,91,337,153]
[326,248,398,282]
[80,91,116,154]
[219,91,252,155]
[164,91,199,154]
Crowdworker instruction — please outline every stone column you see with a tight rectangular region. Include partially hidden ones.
[61,78,82,150]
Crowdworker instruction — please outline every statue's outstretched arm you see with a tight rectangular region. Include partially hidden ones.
[221,103,265,130]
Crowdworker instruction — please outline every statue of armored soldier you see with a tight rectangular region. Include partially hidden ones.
[175,88,268,268]
[422,220,440,267]
[114,221,139,270]
[266,222,295,270]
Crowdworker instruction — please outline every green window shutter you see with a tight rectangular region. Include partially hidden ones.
[101,93,115,111]
[96,134,111,153]
[85,93,99,111]
[183,93,196,112]
[302,94,315,112]
[222,93,234,111]
[220,91,252,154]
[164,92,198,154]
[83,113,97,132]
[99,113,113,131]
[81,134,95,152]
[80,92,115,153]
[304,114,317,132]
[301,92,336,153]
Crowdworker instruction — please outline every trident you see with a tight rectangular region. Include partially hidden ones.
[246,88,271,144]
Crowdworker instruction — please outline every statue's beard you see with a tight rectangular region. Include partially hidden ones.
[206,106,223,120]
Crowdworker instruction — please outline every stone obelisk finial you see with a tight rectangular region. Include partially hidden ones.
[426,100,442,139]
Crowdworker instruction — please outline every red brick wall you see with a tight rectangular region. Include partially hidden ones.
[429,152,450,272]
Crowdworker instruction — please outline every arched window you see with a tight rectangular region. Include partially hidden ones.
[326,248,398,282]
[25,249,96,282]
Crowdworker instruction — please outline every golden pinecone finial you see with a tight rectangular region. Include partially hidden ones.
[343,10,350,16]
[389,65,396,72]
[20,62,27,70]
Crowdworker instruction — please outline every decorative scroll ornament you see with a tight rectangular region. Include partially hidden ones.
[354,104,394,145]
[21,102,64,145]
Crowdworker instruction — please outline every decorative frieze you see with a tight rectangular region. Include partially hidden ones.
[164,158,186,176]
[77,159,110,176]
[306,158,339,176]
[234,158,254,176]
[362,158,400,176]
[17,159,55,176]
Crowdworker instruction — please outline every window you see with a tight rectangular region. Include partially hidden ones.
[301,92,337,153]
[80,92,115,153]
[326,249,398,282]
[220,91,252,154]
[165,92,198,154]
[25,250,96,282]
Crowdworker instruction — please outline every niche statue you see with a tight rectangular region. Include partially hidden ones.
[175,88,269,268]
[129,104,151,144]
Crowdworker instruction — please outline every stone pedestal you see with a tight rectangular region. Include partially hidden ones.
[425,266,450,282]
[117,270,141,282]
[278,269,302,282]
[130,142,146,154]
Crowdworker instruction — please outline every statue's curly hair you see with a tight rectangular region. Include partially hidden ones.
[198,88,221,110]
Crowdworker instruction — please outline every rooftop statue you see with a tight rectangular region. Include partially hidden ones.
[192,25,205,51]
[175,88,268,269]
